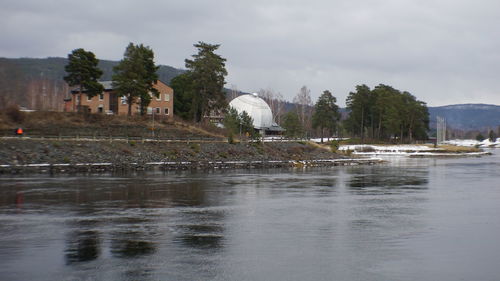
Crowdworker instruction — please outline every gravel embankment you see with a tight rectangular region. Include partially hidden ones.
[0,138,376,173]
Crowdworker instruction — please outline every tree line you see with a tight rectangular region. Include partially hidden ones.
[278,84,429,143]
[345,84,429,142]
[64,41,227,118]
[63,42,429,143]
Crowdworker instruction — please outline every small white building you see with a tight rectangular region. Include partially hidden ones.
[229,93,284,135]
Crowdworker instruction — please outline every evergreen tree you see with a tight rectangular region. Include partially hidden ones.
[112,43,159,116]
[489,130,497,142]
[476,133,485,141]
[282,111,304,138]
[345,84,372,140]
[312,90,340,143]
[185,42,228,122]
[240,110,256,139]
[372,84,401,140]
[223,107,240,136]
[170,72,194,120]
[345,84,429,142]
[400,91,429,141]
[223,108,256,140]
[64,48,104,111]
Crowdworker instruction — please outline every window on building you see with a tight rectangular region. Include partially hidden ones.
[164,93,170,102]
[156,107,160,114]
[99,93,104,101]
[121,96,127,104]
[164,107,169,115]
[87,95,92,101]
[156,92,161,101]
[98,106,103,113]
[147,107,152,114]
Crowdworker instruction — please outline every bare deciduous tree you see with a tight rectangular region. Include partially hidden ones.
[258,88,285,124]
[293,85,313,133]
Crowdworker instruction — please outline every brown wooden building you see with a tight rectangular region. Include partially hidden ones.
[64,80,174,117]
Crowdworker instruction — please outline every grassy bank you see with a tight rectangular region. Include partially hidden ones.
[0,110,226,141]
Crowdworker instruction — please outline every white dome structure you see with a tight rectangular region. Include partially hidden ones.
[229,93,274,129]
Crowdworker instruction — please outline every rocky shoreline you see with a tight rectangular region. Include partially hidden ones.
[0,158,383,174]
[0,138,382,174]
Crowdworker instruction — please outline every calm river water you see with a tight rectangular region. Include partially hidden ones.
[1,151,500,281]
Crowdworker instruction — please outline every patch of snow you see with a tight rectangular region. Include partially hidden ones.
[444,138,499,148]
[26,163,51,167]
[338,143,494,157]
[310,137,349,142]
[352,151,489,157]
[339,144,437,152]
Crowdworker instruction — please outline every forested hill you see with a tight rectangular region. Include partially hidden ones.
[0,57,184,111]
[428,104,500,131]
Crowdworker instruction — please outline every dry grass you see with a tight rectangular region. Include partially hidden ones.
[306,141,331,152]
[0,111,226,140]
[175,120,227,139]
[0,115,12,130]
[434,144,481,153]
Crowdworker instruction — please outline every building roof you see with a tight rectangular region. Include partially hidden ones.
[99,81,113,90]
[70,80,169,93]
[229,93,284,131]
[70,80,113,93]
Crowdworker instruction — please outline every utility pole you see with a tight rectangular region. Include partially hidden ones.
[152,109,155,138]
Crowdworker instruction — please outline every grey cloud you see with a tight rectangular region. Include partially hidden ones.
[1,0,500,106]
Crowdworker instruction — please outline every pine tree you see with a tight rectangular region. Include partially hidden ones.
[64,48,104,111]
[345,84,372,140]
[170,72,194,120]
[345,84,429,142]
[112,43,159,116]
[240,111,256,139]
[282,111,304,138]
[489,130,497,142]
[312,90,340,143]
[476,133,485,141]
[185,42,227,122]
[223,107,241,136]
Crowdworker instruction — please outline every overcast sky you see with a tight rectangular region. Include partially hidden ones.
[2,0,500,106]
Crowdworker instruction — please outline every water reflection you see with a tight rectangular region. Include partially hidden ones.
[166,181,210,207]
[177,232,223,250]
[1,158,500,281]
[347,166,428,192]
[111,233,156,258]
[339,165,431,268]
[65,230,100,264]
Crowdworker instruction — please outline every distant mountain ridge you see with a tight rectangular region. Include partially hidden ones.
[1,57,184,84]
[428,103,500,131]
